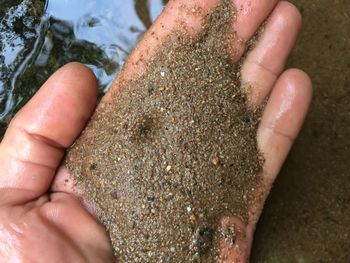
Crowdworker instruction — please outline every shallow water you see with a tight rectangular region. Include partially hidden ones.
[0,0,166,136]
[0,0,349,262]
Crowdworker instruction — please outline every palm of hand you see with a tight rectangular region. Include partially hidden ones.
[0,192,113,262]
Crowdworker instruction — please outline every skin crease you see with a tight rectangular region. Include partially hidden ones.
[241,2,302,106]
[0,0,312,262]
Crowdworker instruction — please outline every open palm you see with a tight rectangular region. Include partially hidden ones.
[0,0,311,262]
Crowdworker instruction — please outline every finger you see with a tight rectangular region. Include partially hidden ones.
[241,1,302,106]
[40,192,113,259]
[0,63,98,205]
[218,216,252,262]
[111,0,219,87]
[227,0,279,60]
[127,0,279,71]
[103,0,279,103]
[257,68,312,185]
[233,0,279,41]
[249,68,312,226]
[219,69,312,261]
[50,166,98,216]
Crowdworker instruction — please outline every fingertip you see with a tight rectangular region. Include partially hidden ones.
[261,68,312,141]
[51,166,98,217]
[10,62,99,147]
[284,68,312,90]
[54,62,99,104]
[41,192,112,252]
[257,68,312,181]
[280,68,313,107]
[278,1,302,29]
[218,216,251,263]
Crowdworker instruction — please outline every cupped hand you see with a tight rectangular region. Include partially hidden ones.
[0,0,312,262]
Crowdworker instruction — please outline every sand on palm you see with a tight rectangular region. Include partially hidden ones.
[66,1,263,262]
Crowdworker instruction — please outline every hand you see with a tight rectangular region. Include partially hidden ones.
[0,64,114,263]
[0,0,312,262]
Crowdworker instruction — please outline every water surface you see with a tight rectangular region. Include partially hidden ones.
[0,0,166,136]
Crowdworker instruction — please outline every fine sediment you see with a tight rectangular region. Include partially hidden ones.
[66,0,263,262]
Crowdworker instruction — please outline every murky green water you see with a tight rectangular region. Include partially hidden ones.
[0,0,349,262]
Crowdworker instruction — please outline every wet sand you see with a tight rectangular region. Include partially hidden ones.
[252,0,350,262]
[66,1,263,262]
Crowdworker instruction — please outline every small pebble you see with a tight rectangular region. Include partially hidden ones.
[212,156,220,166]
[186,206,192,213]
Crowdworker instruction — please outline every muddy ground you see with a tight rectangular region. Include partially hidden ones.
[251,0,350,262]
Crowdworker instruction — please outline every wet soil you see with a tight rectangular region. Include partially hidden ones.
[251,0,350,262]
[66,1,263,262]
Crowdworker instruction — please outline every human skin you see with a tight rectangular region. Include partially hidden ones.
[0,0,312,262]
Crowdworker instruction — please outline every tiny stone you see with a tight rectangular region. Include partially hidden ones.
[160,71,165,77]
[189,214,197,223]
[211,156,220,166]
[166,165,172,172]
[89,163,97,170]
[111,190,118,199]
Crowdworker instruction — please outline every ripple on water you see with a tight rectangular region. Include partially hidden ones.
[0,0,167,137]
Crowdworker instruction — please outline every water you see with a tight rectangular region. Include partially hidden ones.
[0,0,166,137]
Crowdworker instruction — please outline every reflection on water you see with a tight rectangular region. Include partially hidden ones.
[0,0,166,137]
[0,0,46,130]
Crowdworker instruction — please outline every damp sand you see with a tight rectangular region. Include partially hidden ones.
[66,1,263,262]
